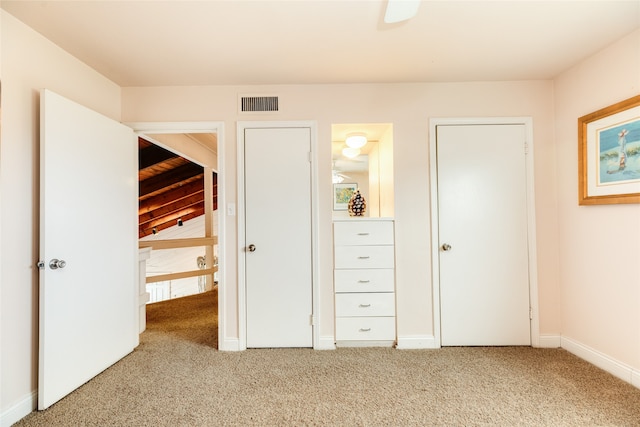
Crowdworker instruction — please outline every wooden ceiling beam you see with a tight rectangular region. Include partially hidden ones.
[140,202,204,230]
[139,192,204,226]
[139,180,205,211]
[138,207,206,238]
[139,164,204,197]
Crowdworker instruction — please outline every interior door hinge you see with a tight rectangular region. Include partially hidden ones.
[524,142,529,155]
[529,308,533,319]
[309,314,314,326]
[308,152,312,163]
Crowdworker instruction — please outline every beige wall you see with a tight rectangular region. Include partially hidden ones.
[554,29,640,373]
[0,11,122,422]
[121,80,560,349]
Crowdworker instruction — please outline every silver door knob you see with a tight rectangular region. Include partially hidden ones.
[441,243,452,252]
[49,259,67,269]
[247,244,256,252]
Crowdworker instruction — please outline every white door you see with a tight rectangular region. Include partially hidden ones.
[244,127,313,347]
[39,90,138,409]
[437,124,531,346]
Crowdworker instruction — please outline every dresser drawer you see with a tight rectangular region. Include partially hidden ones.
[334,269,394,293]
[334,246,394,269]
[336,316,396,341]
[335,292,395,317]
[333,221,394,246]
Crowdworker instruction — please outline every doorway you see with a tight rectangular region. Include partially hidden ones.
[237,121,319,349]
[129,121,225,349]
[429,118,540,347]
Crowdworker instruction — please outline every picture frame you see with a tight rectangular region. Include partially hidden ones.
[578,94,640,205]
[333,182,358,211]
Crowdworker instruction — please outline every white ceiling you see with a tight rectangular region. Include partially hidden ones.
[3,0,639,87]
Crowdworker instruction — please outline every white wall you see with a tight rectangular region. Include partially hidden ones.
[0,11,122,425]
[122,80,560,350]
[554,29,640,383]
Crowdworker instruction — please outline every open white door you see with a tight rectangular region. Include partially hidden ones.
[39,90,138,409]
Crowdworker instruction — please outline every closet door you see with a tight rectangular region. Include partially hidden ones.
[244,127,313,347]
[437,124,531,346]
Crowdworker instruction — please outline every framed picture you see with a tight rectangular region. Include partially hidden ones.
[578,94,640,205]
[333,183,357,211]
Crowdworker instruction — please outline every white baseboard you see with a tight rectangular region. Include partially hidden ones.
[1,391,36,427]
[632,370,640,389]
[537,334,561,348]
[561,336,640,390]
[315,336,336,350]
[218,337,241,351]
[396,335,437,349]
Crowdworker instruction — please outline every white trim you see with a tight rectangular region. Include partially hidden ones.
[127,121,227,351]
[237,128,247,351]
[562,336,640,390]
[317,336,337,350]
[0,391,37,427]
[237,121,320,350]
[429,117,539,348]
[396,335,438,349]
[537,334,562,348]
[218,338,241,352]
[633,370,640,389]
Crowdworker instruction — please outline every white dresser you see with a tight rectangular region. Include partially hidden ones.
[333,218,396,347]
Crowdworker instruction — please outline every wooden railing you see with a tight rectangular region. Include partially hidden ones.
[139,236,218,284]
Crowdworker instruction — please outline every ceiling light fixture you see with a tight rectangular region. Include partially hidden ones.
[345,133,367,149]
[342,147,361,158]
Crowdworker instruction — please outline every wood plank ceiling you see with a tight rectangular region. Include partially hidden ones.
[138,137,217,238]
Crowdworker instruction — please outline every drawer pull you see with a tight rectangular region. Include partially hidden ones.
[357,256,370,259]
[359,304,371,308]
[359,328,372,332]
[357,232,370,236]
[357,280,370,283]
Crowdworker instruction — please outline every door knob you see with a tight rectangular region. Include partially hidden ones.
[247,244,256,252]
[49,258,67,269]
[441,243,452,252]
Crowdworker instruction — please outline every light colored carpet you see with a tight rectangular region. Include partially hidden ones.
[14,289,640,426]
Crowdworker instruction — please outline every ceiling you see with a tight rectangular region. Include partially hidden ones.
[3,1,639,87]
[138,135,216,238]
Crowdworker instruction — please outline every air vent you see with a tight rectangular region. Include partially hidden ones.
[239,95,279,113]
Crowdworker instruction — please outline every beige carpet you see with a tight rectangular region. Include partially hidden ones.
[15,289,640,426]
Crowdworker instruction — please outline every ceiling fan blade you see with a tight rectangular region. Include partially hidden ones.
[384,0,420,24]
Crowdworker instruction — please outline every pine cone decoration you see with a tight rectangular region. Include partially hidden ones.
[348,189,367,217]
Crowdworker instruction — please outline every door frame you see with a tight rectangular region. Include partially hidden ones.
[237,121,319,350]
[429,117,539,348]
[127,121,226,348]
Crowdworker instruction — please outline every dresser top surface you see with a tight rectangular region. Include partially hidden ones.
[333,217,394,222]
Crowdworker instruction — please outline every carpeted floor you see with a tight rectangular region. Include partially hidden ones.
[14,288,640,426]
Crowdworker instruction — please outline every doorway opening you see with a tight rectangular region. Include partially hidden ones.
[130,122,224,349]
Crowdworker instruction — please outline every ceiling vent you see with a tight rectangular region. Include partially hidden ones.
[239,95,279,113]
